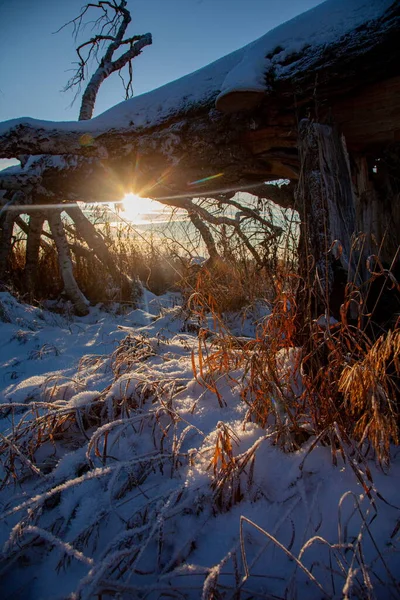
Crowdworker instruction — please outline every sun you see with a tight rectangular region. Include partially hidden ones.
[120,193,157,223]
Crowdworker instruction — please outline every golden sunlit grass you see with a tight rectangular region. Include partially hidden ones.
[6,201,400,466]
[9,209,186,302]
[188,252,400,463]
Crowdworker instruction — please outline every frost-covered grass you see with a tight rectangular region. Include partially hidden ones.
[0,290,399,599]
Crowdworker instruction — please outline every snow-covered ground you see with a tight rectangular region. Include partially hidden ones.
[0,290,399,599]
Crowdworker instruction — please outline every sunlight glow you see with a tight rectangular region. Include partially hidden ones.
[120,193,158,223]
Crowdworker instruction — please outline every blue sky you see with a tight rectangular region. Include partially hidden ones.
[0,0,323,123]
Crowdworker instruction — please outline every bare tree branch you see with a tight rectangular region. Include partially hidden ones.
[60,0,152,119]
[187,210,219,263]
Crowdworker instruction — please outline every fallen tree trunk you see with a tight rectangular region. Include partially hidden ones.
[0,2,398,189]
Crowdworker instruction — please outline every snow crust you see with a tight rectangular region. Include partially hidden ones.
[0,0,393,139]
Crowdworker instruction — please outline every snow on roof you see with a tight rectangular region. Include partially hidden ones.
[0,0,394,137]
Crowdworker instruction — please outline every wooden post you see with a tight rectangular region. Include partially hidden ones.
[296,119,357,322]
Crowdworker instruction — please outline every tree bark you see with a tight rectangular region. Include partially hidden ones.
[0,211,16,282]
[296,119,356,322]
[47,210,89,315]
[15,214,102,264]
[187,210,220,264]
[79,34,152,121]
[65,203,137,300]
[354,154,400,268]
[24,211,45,297]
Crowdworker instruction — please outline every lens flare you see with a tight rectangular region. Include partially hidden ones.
[188,172,224,186]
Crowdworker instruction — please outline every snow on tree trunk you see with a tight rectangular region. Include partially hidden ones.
[296,119,357,321]
[47,210,89,316]
[24,211,45,297]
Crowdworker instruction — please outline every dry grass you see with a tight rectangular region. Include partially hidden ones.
[0,331,186,486]
[188,250,400,464]
[7,218,186,305]
[1,268,399,598]
[1,204,400,598]
[5,210,400,465]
